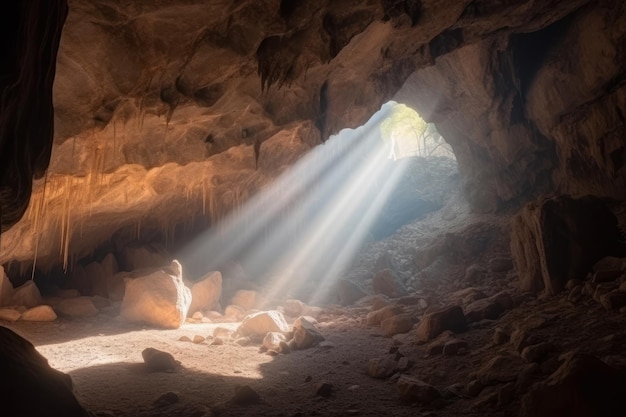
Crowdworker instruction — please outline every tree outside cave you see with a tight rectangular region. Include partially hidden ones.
[380,102,455,160]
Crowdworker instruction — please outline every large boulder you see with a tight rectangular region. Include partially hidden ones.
[120,260,191,329]
[511,196,623,294]
[12,280,43,308]
[520,354,625,417]
[56,297,98,318]
[188,271,222,316]
[415,305,466,343]
[0,326,90,417]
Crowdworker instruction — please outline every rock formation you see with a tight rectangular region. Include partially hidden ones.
[0,0,623,280]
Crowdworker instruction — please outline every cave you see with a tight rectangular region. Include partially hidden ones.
[1,1,626,416]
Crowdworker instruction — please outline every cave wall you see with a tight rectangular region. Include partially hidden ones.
[0,0,624,274]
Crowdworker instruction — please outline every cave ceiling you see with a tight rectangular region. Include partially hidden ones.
[1,0,624,273]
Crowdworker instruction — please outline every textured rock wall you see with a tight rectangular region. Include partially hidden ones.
[1,0,624,274]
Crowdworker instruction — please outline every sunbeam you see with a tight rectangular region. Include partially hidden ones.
[178,103,412,304]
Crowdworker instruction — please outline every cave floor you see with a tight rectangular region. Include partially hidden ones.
[6,287,626,417]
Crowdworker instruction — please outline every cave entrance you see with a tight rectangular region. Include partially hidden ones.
[180,101,458,304]
[380,101,454,161]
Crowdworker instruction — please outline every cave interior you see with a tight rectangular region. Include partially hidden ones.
[1,1,626,416]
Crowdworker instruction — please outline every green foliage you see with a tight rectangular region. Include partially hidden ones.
[380,102,454,159]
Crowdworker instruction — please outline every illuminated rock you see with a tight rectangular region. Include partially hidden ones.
[188,271,222,316]
[21,305,57,322]
[293,316,325,349]
[263,331,287,351]
[120,261,192,329]
[0,308,21,322]
[236,310,289,337]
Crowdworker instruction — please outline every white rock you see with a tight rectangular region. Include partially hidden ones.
[236,310,289,337]
[188,271,222,316]
[0,266,14,307]
[120,260,191,329]
[12,280,42,308]
[0,308,21,322]
[21,305,57,322]
[56,297,99,317]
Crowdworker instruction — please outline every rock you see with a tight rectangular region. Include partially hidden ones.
[475,355,525,385]
[521,342,557,363]
[593,256,625,272]
[0,266,14,307]
[282,299,305,317]
[380,313,414,337]
[368,356,398,378]
[188,271,222,317]
[600,290,626,310]
[120,261,191,329]
[56,297,98,318]
[314,382,333,398]
[293,316,325,349]
[466,379,484,397]
[153,391,180,407]
[192,335,205,344]
[178,336,192,342]
[205,310,224,321]
[230,289,260,310]
[191,311,203,320]
[493,328,509,345]
[464,291,513,322]
[21,305,57,322]
[12,280,43,308]
[336,279,367,305]
[142,348,180,372]
[231,385,261,405]
[593,283,618,303]
[87,261,109,298]
[235,337,252,347]
[224,304,246,321]
[426,331,455,355]
[415,305,466,343]
[211,337,224,345]
[565,279,583,290]
[449,287,487,305]
[520,353,625,417]
[0,326,90,417]
[263,332,286,351]
[592,270,622,284]
[90,295,110,309]
[236,310,289,337]
[397,375,441,404]
[488,257,514,272]
[372,269,407,298]
[0,307,21,322]
[510,329,540,352]
[366,305,404,326]
[464,264,487,285]
[443,338,468,355]
[357,295,390,311]
[511,196,622,294]
[213,327,233,338]
[107,272,126,301]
